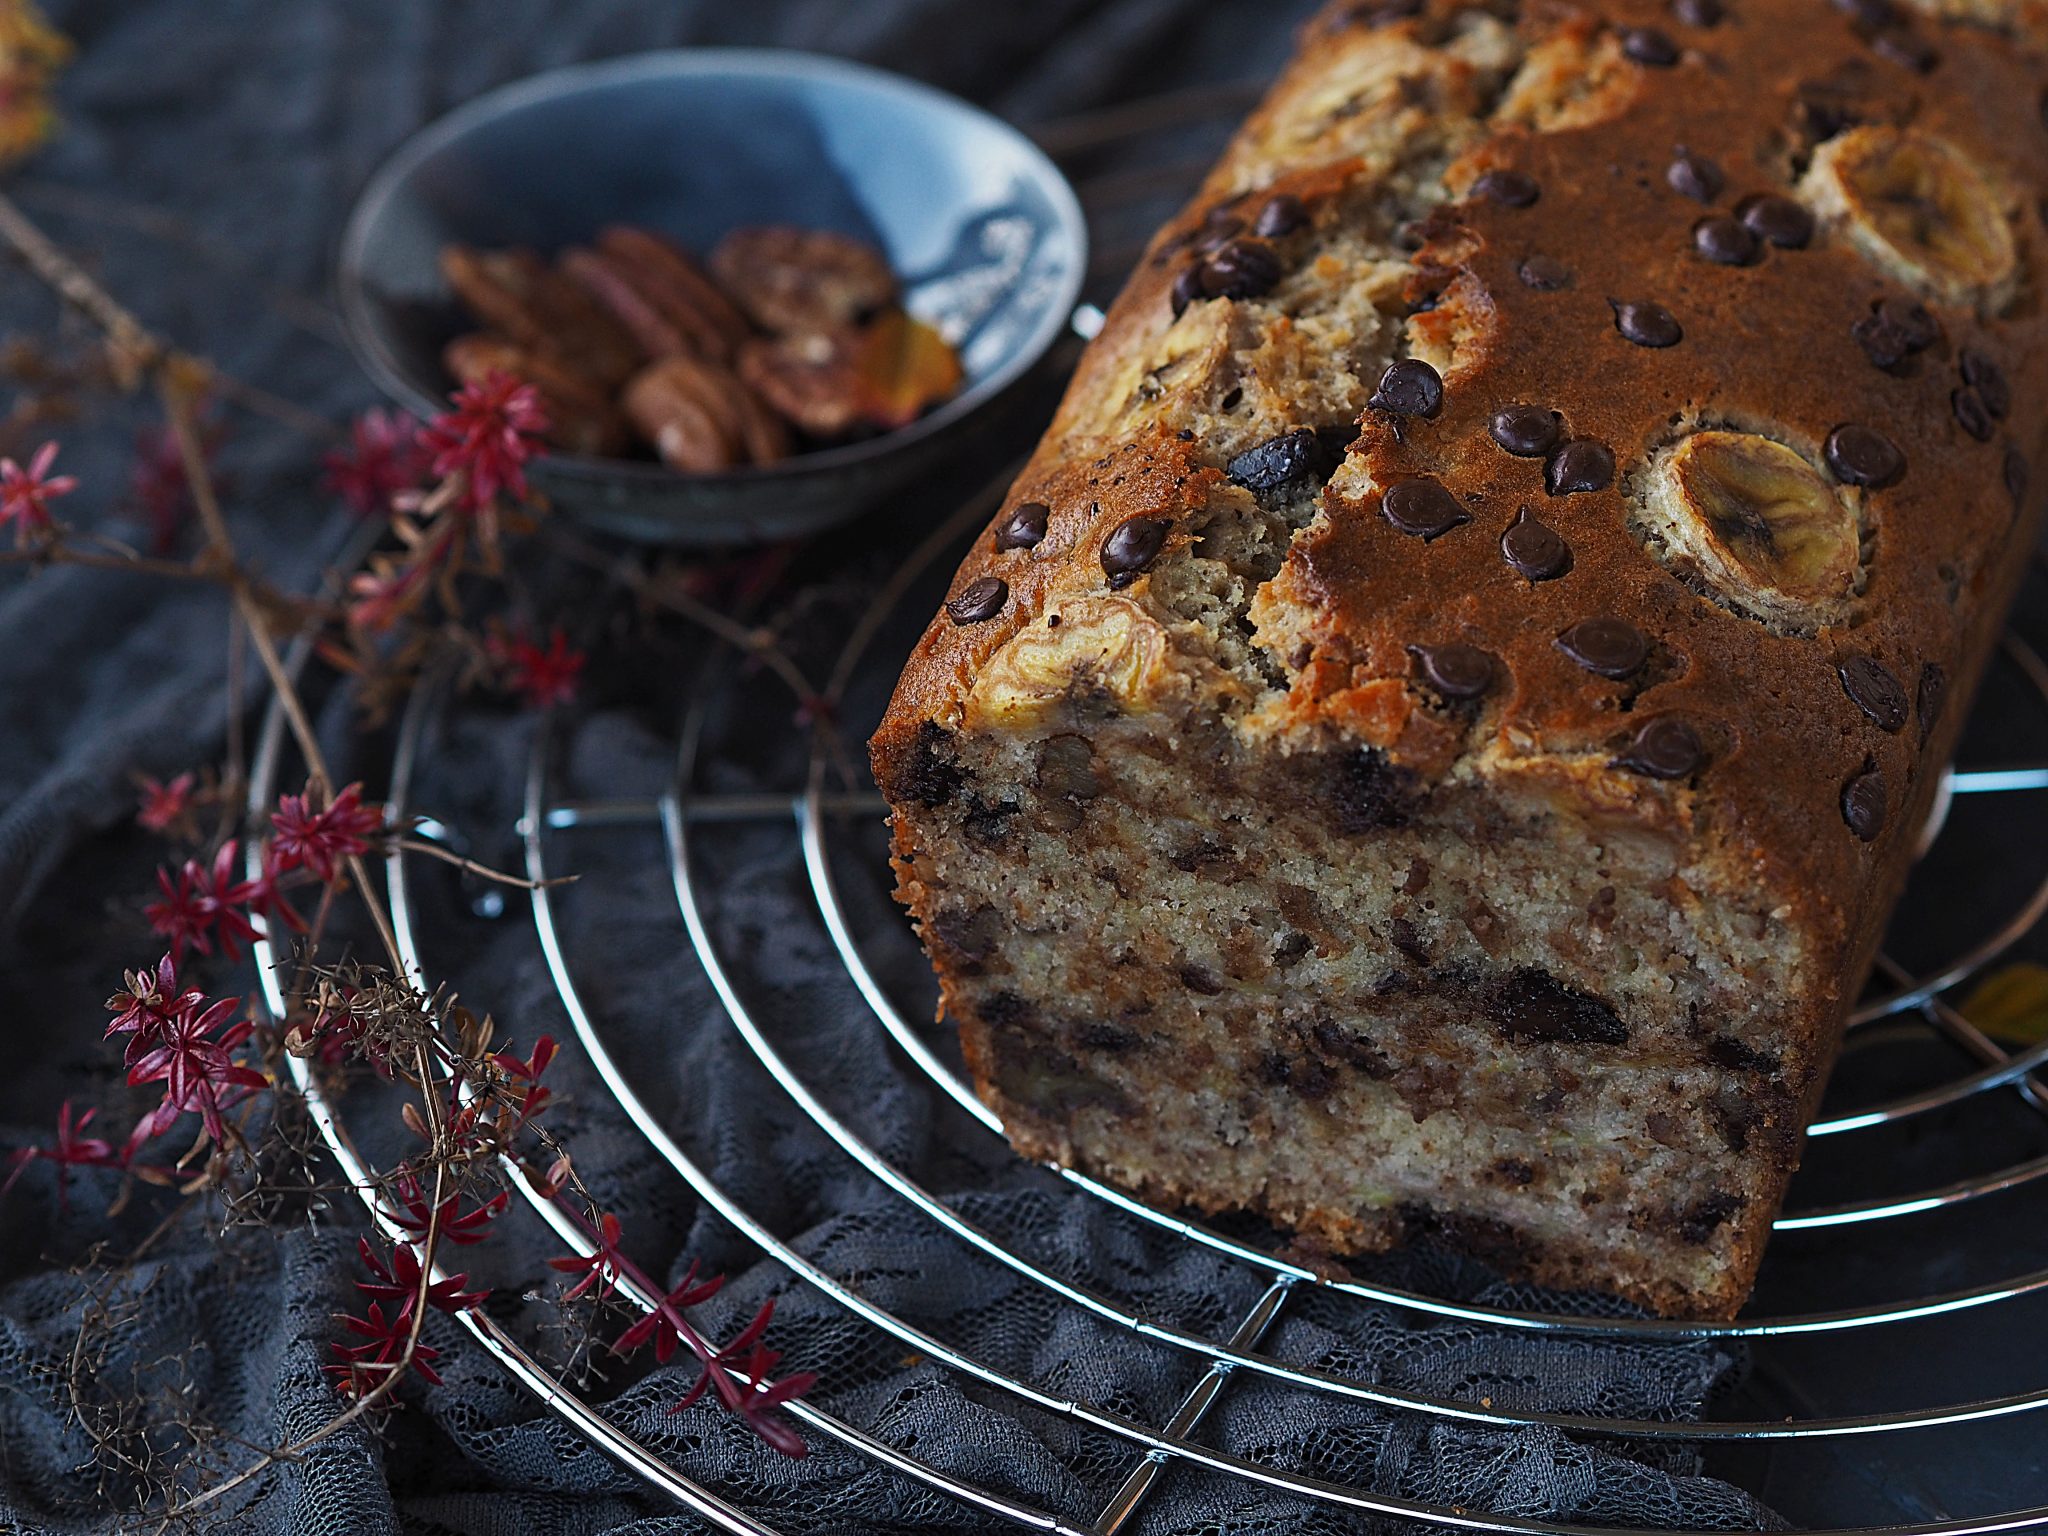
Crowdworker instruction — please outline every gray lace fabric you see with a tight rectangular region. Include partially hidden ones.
[0,1,1795,1531]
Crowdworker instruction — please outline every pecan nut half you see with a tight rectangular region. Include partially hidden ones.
[709,225,898,337]
[439,245,640,390]
[736,329,868,439]
[623,356,789,472]
[593,227,751,363]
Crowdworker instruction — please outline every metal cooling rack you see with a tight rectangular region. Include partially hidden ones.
[245,77,2048,1535]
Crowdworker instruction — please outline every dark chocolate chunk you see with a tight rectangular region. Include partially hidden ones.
[1408,642,1496,699]
[995,501,1050,551]
[1960,349,2010,418]
[1545,439,1616,496]
[1254,192,1309,238]
[962,795,1020,848]
[1198,238,1284,301]
[1381,478,1470,539]
[1621,25,1681,63]
[1178,965,1225,997]
[1518,253,1572,290]
[1489,404,1562,457]
[1387,916,1432,964]
[1739,194,1815,249]
[1193,214,1245,255]
[1489,968,1629,1045]
[1610,297,1682,347]
[1614,717,1706,778]
[1473,168,1540,207]
[893,721,962,809]
[1841,761,1887,841]
[1693,215,1760,266]
[1501,506,1572,580]
[1872,30,1938,73]
[1677,1190,1744,1244]
[1667,150,1723,202]
[1330,746,1419,832]
[947,576,1009,625]
[1226,427,1338,495]
[1673,0,1723,24]
[2006,446,2030,508]
[1852,296,1939,369]
[1916,661,1947,737]
[1953,387,1995,442]
[1557,617,1649,678]
[1368,357,1445,418]
[1100,516,1170,587]
[1837,654,1908,731]
[1169,264,1204,317]
[1824,423,1905,487]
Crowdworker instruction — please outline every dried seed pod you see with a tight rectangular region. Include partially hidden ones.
[709,225,899,336]
[442,332,630,457]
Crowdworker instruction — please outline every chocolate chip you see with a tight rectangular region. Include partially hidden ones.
[1518,253,1573,290]
[995,501,1049,551]
[1381,478,1470,539]
[1667,150,1723,202]
[1853,296,1939,369]
[1739,194,1815,249]
[946,576,1008,625]
[1673,0,1723,25]
[1838,654,1908,731]
[1226,427,1338,495]
[1100,516,1169,587]
[1610,297,1682,347]
[1614,717,1706,778]
[1960,349,2009,417]
[1832,0,1892,23]
[1473,169,1540,207]
[1872,30,1938,73]
[1621,26,1681,63]
[1545,439,1616,495]
[1489,404,1561,457]
[1198,238,1283,301]
[1254,192,1309,238]
[1916,661,1947,736]
[1502,506,1572,579]
[1824,423,1905,487]
[1408,642,1495,699]
[1369,358,1445,418]
[1489,969,1628,1045]
[1693,215,1760,265]
[2005,446,2030,508]
[1169,264,1204,317]
[1193,215,1246,257]
[1557,617,1649,679]
[1841,762,1886,841]
[1953,388,1995,442]
[1394,219,1429,252]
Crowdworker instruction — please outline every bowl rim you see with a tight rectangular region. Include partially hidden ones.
[335,46,1087,490]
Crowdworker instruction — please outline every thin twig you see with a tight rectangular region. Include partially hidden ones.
[393,836,575,891]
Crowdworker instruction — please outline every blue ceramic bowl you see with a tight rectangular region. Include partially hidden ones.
[337,50,1085,545]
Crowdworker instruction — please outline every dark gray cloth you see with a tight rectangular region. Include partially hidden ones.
[0,2,1969,1531]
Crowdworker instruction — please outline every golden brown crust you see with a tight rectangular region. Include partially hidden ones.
[872,0,2048,1315]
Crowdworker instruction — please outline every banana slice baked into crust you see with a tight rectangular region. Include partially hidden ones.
[871,0,2048,1317]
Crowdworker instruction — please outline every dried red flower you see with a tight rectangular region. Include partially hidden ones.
[612,1258,724,1364]
[324,407,428,518]
[667,1297,815,1459]
[271,782,386,885]
[488,1034,556,1126]
[548,1211,627,1303]
[417,371,548,512]
[2,1100,120,1211]
[387,1174,509,1248]
[490,627,585,710]
[130,418,224,555]
[327,1300,443,1393]
[144,841,264,963]
[135,772,197,835]
[355,1236,489,1314]
[105,953,205,1063]
[124,993,263,1150]
[0,439,76,544]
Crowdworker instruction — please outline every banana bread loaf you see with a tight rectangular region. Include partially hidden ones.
[870,0,2048,1317]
